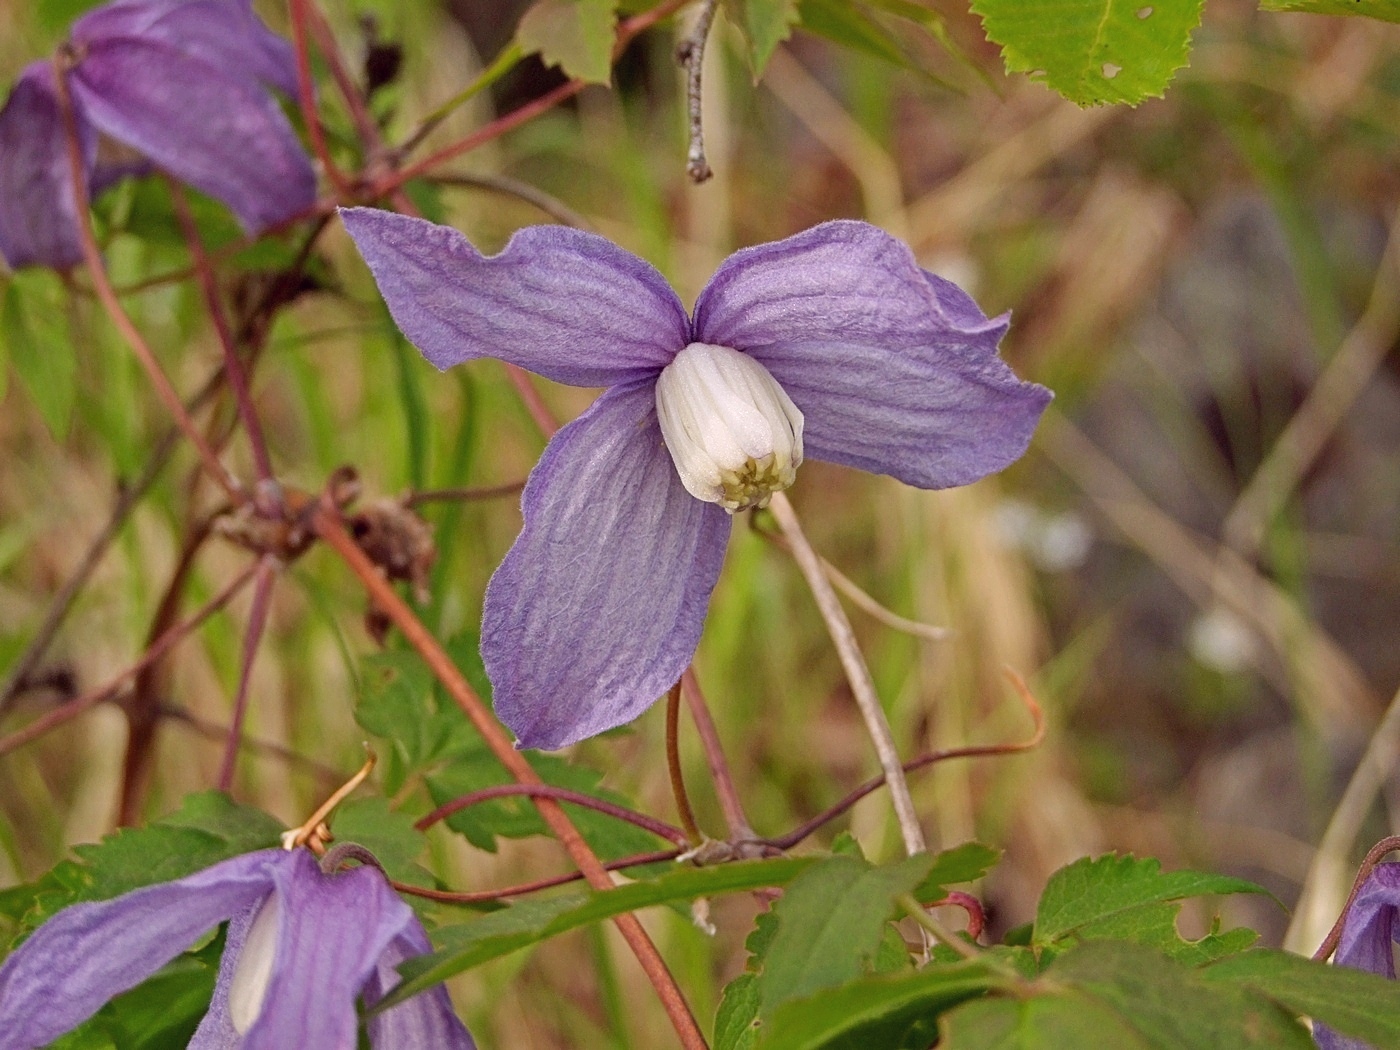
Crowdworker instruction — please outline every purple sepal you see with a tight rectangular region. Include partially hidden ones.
[0,63,94,270]
[694,220,1052,489]
[482,380,731,750]
[340,207,690,387]
[1314,863,1400,1050]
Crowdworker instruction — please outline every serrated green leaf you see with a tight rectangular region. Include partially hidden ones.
[758,853,933,1019]
[939,992,1154,1048]
[517,0,619,84]
[331,797,427,886]
[1203,948,1400,1047]
[725,0,801,75]
[384,856,812,1006]
[914,842,1000,902]
[754,959,999,1050]
[715,972,762,1050]
[3,272,76,438]
[1069,899,1258,963]
[970,0,1204,106]
[1033,854,1269,945]
[1260,0,1400,21]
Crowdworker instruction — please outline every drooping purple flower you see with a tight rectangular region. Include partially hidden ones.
[1315,862,1400,1050]
[0,847,475,1050]
[341,207,1052,750]
[0,0,316,271]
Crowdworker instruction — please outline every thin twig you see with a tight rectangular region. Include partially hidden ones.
[0,563,258,757]
[428,173,592,229]
[393,848,682,905]
[768,492,926,857]
[287,0,354,199]
[303,0,382,156]
[311,503,706,1049]
[217,557,280,791]
[1287,683,1400,954]
[404,481,526,507]
[51,55,242,503]
[768,670,1044,851]
[680,667,755,841]
[168,180,276,488]
[666,681,703,843]
[1312,835,1400,962]
[676,0,719,183]
[415,782,690,847]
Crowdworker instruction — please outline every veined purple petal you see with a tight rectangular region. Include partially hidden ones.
[483,380,731,749]
[72,0,300,97]
[69,38,315,234]
[364,921,477,1049]
[693,221,1051,490]
[340,208,689,387]
[0,63,94,270]
[1314,862,1400,1050]
[191,851,414,1050]
[0,849,287,1050]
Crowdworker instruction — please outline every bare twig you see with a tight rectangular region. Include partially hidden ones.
[311,502,706,1048]
[217,557,280,791]
[287,0,353,199]
[768,492,926,857]
[680,667,756,842]
[415,782,691,847]
[676,0,720,183]
[0,563,258,757]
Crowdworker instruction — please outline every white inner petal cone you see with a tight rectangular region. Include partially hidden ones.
[229,890,282,1034]
[655,342,804,512]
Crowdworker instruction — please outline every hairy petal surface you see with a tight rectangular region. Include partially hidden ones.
[70,38,315,234]
[0,850,287,1049]
[1315,863,1400,1050]
[72,0,300,97]
[483,381,731,749]
[364,920,477,1048]
[341,208,689,387]
[0,63,94,270]
[191,851,414,1050]
[694,220,1051,490]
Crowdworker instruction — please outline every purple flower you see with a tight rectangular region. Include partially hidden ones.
[1315,862,1400,1050]
[0,0,316,271]
[341,208,1052,750]
[0,848,475,1049]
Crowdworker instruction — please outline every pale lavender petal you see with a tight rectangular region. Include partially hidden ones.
[0,63,94,270]
[483,380,731,749]
[72,0,299,97]
[0,849,286,1050]
[340,207,689,387]
[1314,863,1400,1050]
[364,920,477,1049]
[694,220,1051,490]
[70,38,315,234]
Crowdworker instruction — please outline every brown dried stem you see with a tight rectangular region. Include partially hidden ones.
[676,0,719,183]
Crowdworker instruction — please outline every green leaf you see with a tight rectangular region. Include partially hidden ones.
[3,272,76,438]
[754,960,999,1050]
[797,0,911,68]
[1066,899,1258,963]
[939,992,1155,1048]
[725,0,801,75]
[1260,0,1400,22]
[758,854,933,1019]
[384,856,812,1006]
[330,797,429,886]
[1203,948,1400,1047]
[970,0,1205,106]
[913,842,1000,902]
[715,972,763,1050]
[517,0,619,84]
[1033,854,1269,945]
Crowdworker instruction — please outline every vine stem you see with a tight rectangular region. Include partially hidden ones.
[52,56,242,504]
[311,504,706,1049]
[666,681,704,843]
[415,782,690,847]
[681,667,755,841]
[767,492,927,857]
[286,0,354,199]
[0,562,259,757]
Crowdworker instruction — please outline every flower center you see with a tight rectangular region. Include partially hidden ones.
[655,342,804,512]
[229,890,281,1034]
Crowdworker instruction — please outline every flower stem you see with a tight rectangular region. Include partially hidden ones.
[311,502,707,1049]
[681,667,757,842]
[666,680,704,844]
[767,492,927,857]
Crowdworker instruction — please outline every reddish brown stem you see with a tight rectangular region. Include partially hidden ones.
[218,557,280,791]
[311,504,705,1048]
[1314,835,1400,961]
[415,783,690,847]
[666,680,703,844]
[0,563,258,757]
[302,1,381,154]
[52,57,242,503]
[287,0,354,199]
[168,180,276,487]
[925,891,986,940]
[681,667,754,841]
[392,849,682,905]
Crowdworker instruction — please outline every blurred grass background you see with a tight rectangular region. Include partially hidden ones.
[1,0,1399,1045]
